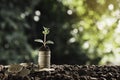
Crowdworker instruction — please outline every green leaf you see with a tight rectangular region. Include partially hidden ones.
[46,40,54,44]
[42,27,50,35]
[34,39,43,43]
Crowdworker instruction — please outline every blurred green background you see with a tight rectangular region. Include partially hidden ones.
[0,0,120,65]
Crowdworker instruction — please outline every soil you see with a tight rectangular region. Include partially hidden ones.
[0,64,120,80]
[39,45,50,51]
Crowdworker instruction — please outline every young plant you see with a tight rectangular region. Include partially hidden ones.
[34,27,54,47]
[34,27,54,70]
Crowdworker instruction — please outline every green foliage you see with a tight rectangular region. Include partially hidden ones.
[61,0,120,64]
[33,0,120,65]
[0,0,40,64]
[1,0,120,65]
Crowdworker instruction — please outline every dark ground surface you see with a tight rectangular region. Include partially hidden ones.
[0,64,120,80]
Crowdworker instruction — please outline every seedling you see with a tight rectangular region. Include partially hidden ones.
[34,27,54,70]
[34,27,54,47]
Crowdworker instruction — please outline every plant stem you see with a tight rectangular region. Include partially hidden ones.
[43,34,46,46]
